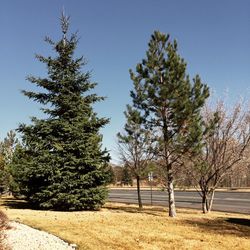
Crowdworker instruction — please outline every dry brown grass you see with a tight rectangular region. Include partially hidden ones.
[0,197,249,250]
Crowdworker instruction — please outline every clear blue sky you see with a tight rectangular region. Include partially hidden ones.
[0,0,249,163]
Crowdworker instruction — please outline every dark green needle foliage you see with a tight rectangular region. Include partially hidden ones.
[11,15,111,210]
[130,31,209,217]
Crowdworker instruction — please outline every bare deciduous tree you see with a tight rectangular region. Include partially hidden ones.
[188,101,250,213]
[117,106,155,209]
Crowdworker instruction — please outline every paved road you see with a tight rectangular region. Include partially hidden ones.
[108,189,250,214]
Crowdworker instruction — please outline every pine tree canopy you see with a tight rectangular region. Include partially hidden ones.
[130,31,210,157]
[11,14,111,211]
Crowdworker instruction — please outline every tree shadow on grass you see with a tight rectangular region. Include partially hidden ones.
[0,197,33,210]
[104,203,165,217]
[226,218,250,227]
[184,217,250,239]
[2,198,165,215]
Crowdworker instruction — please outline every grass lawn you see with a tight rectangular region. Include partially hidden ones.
[0,197,249,250]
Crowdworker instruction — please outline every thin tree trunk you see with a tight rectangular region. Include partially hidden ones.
[167,165,176,217]
[207,189,215,212]
[201,192,208,214]
[136,175,143,210]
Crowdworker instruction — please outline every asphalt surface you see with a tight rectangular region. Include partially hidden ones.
[108,189,250,214]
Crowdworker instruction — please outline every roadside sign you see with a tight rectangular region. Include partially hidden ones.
[148,172,153,181]
[148,171,153,205]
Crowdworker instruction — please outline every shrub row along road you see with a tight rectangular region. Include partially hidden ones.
[108,189,250,214]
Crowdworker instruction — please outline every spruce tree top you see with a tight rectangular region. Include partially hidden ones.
[23,15,106,122]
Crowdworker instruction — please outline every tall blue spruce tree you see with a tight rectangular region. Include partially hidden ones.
[11,14,111,210]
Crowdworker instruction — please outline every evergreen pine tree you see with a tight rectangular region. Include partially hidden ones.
[130,31,209,217]
[11,14,111,210]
